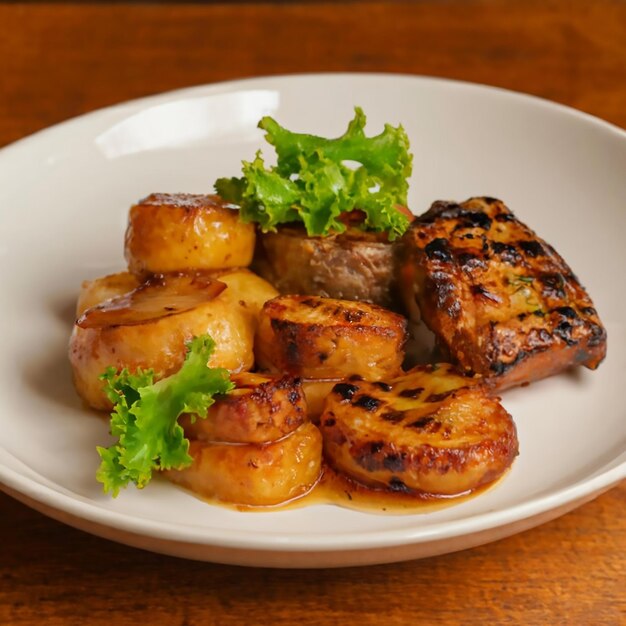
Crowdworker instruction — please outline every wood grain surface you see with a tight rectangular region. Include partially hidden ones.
[1,2,625,625]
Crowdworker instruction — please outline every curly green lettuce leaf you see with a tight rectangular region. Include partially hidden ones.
[96,335,234,496]
[215,107,412,240]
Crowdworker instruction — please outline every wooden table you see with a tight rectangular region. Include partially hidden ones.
[1,2,624,624]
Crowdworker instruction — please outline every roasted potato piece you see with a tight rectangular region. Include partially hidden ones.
[167,422,323,506]
[125,193,255,277]
[181,373,306,443]
[253,225,402,309]
[69,271,277,410]
[255,295,408,380]
[320,364,518,496]
[76,271,140,316]
[401,197,607,389]
[215,268,279,321]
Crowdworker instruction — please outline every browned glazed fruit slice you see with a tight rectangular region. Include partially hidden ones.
[320,364,518,496]
[76,273,226,328]
[181,372,307,444]
[255,294,408,380]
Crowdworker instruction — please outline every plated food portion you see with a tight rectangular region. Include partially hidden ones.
[320,364,518,496]
[70,267,276,410]
[252,223,404,309]
[68,109,606,512]
[401,197,607,390]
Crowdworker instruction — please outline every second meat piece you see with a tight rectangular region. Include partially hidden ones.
[401,197,607,389]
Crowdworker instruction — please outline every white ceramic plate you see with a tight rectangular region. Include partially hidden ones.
[0,74,624,568]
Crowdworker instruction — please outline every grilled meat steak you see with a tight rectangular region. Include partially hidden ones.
[401,197,607,389]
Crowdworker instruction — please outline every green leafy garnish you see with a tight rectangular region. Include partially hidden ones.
[215,107,413,240]
[96,335,234,496]
[508,274,541,309]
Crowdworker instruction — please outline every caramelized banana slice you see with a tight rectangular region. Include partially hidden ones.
[320,364,518,496]
[125,193,255,278]
[181,373,306,443]
[167,422,323,506]
[255,295,407,380]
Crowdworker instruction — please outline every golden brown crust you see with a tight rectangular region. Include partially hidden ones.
[253,225,402,309]
[181,373,307,444]
[401,197,607,389]
[319,364,518,496]
[125,193,255,277]
[255,295,408,380]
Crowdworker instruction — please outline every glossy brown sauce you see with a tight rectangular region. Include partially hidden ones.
[96,389,502,514]
[187,464,500,515]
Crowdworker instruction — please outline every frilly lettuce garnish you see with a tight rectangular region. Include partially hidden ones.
[215,107,413,240]
[96,335,234,496]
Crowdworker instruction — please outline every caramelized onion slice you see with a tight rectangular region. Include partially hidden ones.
[76,273,226,329]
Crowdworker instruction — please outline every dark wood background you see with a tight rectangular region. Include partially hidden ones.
[1,2,624,624]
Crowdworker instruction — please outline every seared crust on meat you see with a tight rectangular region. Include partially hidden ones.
[320,364,518,496]
[255,295,408,380]
[401,197,607,389]
[125,193,255,278]
[167,422,323,506]
[253,225,402,309]
[181,372,306,443]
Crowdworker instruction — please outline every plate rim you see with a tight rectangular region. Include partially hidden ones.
[1,72,624,158]
[1,450,624,552]
[1,72,624,556]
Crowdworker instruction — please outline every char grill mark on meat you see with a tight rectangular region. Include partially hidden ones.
[401,197,607,389]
